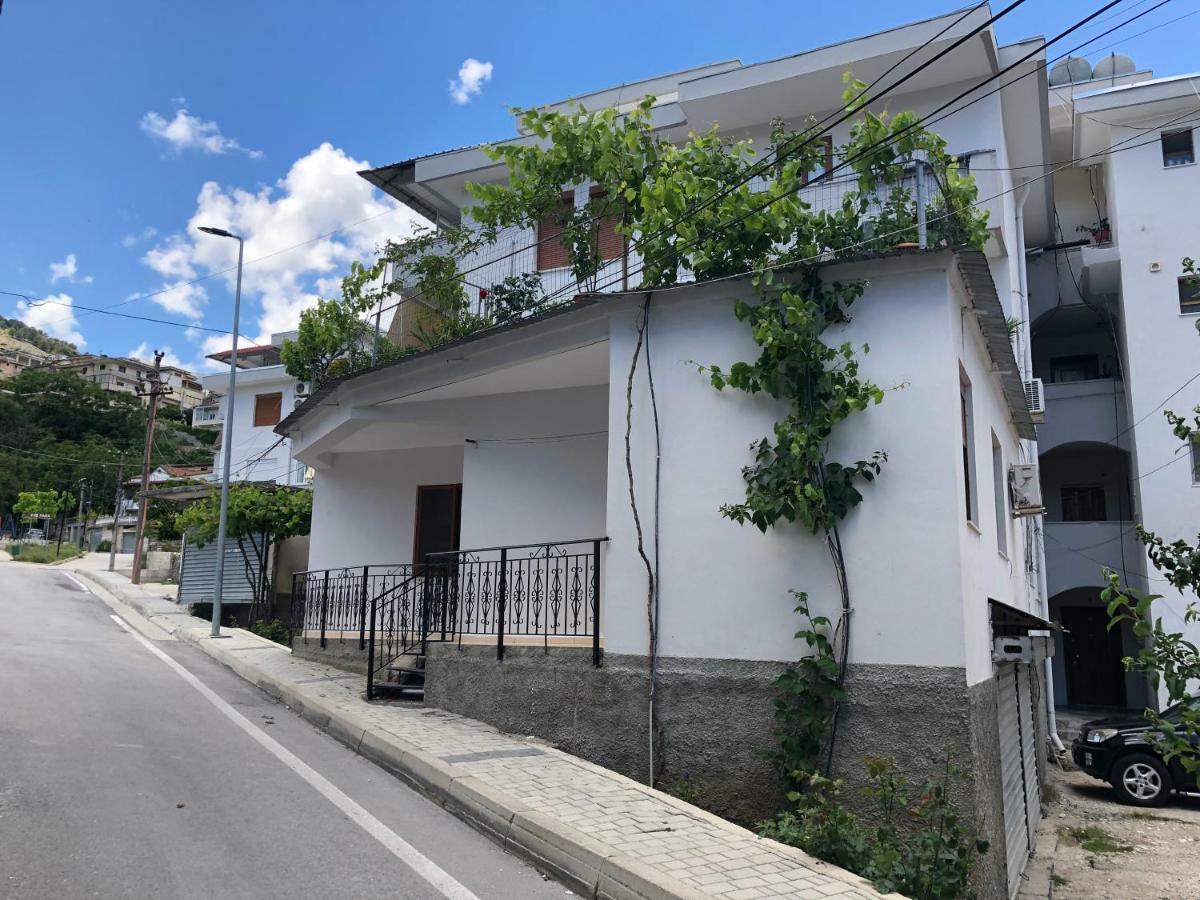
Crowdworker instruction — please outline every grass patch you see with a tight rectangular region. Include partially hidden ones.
[1065,825,1134,854]
[1052,873,1070,887]
[3,542,83,564]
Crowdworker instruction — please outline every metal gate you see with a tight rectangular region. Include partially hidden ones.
[177,532,263,606]
[997,662,1041,898]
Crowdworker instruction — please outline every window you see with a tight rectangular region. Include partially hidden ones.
[535,187,624,272]
[802,136,835,185]
[1191,437,1200,485]
[992,433,1008,556]
[1179,275,1200,315]
[118,366,127,373]
[1049,354,1100,383]
[536,192,573,272]
[960,369,978,525]
[253,392,283,427]
[99,364,106,371]
[1161,129,1195,167]
[1061,483,1107,521]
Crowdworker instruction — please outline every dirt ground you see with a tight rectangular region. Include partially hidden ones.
[1020,761,1200,899]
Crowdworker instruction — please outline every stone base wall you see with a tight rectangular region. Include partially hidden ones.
[424,647,1009,868]
[290,636,369,674]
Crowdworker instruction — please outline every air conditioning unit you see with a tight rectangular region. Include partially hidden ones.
[295,381,310,397]
[1009,463,1045,518]
[1024,377,1045,424]
[293,397,304,409]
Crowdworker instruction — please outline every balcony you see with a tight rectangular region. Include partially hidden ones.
[1037,378,1126,452]
[191,404,224,429]
[1043,521,1144,599]
[387,156,984,332]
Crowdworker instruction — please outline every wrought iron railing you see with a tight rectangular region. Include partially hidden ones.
[291,537,606,700]
[425,538,605,665]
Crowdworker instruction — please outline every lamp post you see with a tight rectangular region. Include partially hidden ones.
[197,225,244,637]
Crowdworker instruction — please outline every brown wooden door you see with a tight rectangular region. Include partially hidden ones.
[412,484,462,565]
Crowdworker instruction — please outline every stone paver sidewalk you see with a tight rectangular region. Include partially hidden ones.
[70,562,894,900]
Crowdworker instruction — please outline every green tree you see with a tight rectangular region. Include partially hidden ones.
[175,485,313,619]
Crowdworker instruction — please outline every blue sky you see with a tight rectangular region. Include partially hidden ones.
[0,0,1194,373]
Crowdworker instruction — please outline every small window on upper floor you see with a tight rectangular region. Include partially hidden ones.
[1179,275,1200,315]
[1191,437,1200,485]
[536,188,623,272]
[1061,483,1107,522]
[960,368,978,526]
[1049,354,1100,384]
[99,364,106,371]
[253,392,283,427]
[1162,129,1195,168]
[803,136,835,185]
[118,366,126,373]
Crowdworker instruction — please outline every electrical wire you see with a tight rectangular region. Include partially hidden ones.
[0,289,255,338]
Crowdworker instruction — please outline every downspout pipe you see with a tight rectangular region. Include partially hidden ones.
[1015,181,1066,754]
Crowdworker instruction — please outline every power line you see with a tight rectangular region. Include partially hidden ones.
[0,290,255,338]
[532,0,1160,306]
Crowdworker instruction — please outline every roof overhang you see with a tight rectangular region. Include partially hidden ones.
[953,249,1037,439]
[1073,74,1200,160]
[990,597,1059,635]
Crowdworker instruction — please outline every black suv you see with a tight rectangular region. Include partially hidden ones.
[1072,698,1198,806]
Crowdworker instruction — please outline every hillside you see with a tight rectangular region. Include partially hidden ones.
[0,315,79,357]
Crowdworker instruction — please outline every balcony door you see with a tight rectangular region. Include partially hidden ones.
[412,484,462,566]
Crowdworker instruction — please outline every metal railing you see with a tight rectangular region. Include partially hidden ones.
[425,538,605,666]
[291,537,607,699]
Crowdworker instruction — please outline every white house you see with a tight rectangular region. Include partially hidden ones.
[1028,58,1200,712]
[194,333,310,488]
[277,10,1062,898]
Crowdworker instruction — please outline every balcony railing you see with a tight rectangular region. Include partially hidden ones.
[291,537,606,700]
[391,154,982,327]
[191,404,224,428]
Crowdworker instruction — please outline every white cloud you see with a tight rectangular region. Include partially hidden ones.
[121,226,159,248]
[127,342,185,370]
[449,58,493,104]
[16,293,86,348]
[140,142,426,360]
[49,253,93,284]
[140,106,263,159]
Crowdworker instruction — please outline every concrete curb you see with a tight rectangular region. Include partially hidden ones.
[72,566,893,900]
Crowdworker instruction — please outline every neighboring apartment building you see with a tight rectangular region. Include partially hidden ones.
[1028,58,1200,712]
[277,10,1064,898]
[0,333,53,379]
[64,355,205,409]
[194,334,310,487]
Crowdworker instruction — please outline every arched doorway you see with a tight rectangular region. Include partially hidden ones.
[1049,586,1151,710]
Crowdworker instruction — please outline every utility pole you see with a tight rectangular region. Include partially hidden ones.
[73,479,86,550]
[108,454,126,573]
[130,352,172,584]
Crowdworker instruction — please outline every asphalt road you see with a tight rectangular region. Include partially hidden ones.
[0,561,570,900]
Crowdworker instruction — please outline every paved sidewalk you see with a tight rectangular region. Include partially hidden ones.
[70,563,894,900]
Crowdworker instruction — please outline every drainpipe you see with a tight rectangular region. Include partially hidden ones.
[1015,181,1066,754]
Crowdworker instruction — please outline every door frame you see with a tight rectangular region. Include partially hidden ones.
[411,483,463,566]
[1060,604,1128,708]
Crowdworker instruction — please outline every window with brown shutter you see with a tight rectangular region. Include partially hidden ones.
[536,192,574,271]
[253,392,282,427]
[536,188,625,271]
[802,136,835,185]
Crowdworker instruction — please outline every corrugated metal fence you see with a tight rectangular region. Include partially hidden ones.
[178,532,265,605]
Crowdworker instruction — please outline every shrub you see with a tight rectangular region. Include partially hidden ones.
[759,758,988,900]
[250,618,293,646]
[96,539,112,552]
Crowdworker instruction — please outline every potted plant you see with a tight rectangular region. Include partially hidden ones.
[1077,217,1111,244]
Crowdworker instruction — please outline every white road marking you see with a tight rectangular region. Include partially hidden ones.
[110,614,132,632]
[107,614,481,900]
[62,572,90,593]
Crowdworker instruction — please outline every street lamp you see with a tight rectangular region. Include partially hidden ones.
[197,225,244,637]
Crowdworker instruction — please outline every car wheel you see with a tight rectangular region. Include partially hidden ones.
[1111,753,1171,807]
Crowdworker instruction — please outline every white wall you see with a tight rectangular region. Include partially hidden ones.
[204,365,303,486]
[1105,120,1200,700]
[307,445,464,571]
[605,256,1035,675]
[458,386,608,550]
